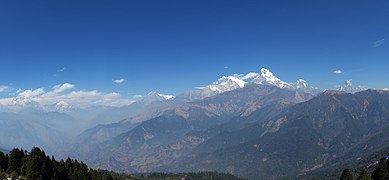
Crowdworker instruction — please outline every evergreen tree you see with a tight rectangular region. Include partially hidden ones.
[372,158,388,180]
[357,168,370,180]
[0,152,8,171]
[0,147,246,180]
[54,159,68,180]
[340,169,354,180]
[22,147,44,179]
[41,156,54,180]
[7,148,24,174]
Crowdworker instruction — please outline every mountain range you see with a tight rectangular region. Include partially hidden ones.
[167,89,389,179]
[179,68,320,101]
[0,67,386,179]
[72,84,313,173]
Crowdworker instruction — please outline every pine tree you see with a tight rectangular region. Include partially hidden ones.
[0,152,8,171]
[357,168,370,180]
[23,147,44,179]
[340,169,354,180]
[41,156,54,180]
[7,148,24,174]
[372,158,388,180]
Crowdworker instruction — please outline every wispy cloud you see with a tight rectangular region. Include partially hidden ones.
[113,78,125,84]
[373,38,385,47]
[0,85,9,93]
[57,67,66,72]
[224,66,229,69]
[333,69,343,74]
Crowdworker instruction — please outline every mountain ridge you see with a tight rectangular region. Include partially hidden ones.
[167,89,389,179]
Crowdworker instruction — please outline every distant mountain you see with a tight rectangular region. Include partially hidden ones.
[179,68,319,101]
[1,66,379,179]
[66,91,182,159]
[0,111,71,152]
[77,84,313,173]
[0,146,8,153]
[137,92,176,105]
[169,89,389,179]
[337,79,366,93]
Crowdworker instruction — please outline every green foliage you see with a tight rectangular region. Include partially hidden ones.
[0,147,137,180]
[372,159,388,180]
[340,169,353,180]
[7,148,25,174]
[342,157,389,180]
[357,168,370,180]
[0,151,8,170]
[0,147,246,180]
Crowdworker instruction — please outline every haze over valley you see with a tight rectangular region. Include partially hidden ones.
[1,1,389,179]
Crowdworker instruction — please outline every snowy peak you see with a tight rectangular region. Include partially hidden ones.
[206,75,246,93]
[157,93,175,100]
[251,68,293,89]
[345,80,353,87]
[198,67,319,96]
[337,80,366,93]
[180,75,249,101]
[296,79,308,89]
[136,91,176,105]
[146,92,175,100]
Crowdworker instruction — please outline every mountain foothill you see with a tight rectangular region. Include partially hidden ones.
[1,68,388,179]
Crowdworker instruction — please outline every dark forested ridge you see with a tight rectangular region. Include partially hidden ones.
[339,157,389,180]
[0,147,136,180]
[0,147,245,180]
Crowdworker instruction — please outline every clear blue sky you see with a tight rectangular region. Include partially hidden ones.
[0,0,388,96]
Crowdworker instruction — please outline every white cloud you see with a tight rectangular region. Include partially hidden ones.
[373,38,385,47]
[224,66,229,69]
[18,88,45,99]
[114,78,125,84]
[0,86,9,93]
[0,83,133,109]
[333,70,343,74]
[53,83,75,93]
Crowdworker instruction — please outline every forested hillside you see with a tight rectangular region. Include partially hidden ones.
[339,157,389,180]
[0,147,245,180]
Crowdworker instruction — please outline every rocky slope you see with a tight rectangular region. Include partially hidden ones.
[169,89,389,179]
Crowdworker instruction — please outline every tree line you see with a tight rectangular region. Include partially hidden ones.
[340,158,389,180]
[0,147,135,180]
[0,147,247,180]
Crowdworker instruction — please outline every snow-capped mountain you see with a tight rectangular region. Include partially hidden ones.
[296,79,308,89]
[194,68,319,98]
[337,80,366,93]
[137,92,176,105]
[200,75,246,93]
[249,68,293,88]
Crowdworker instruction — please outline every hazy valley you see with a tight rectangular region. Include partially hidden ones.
[1,68,388,179]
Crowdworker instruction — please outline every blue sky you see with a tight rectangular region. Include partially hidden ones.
[0,0,388,97]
